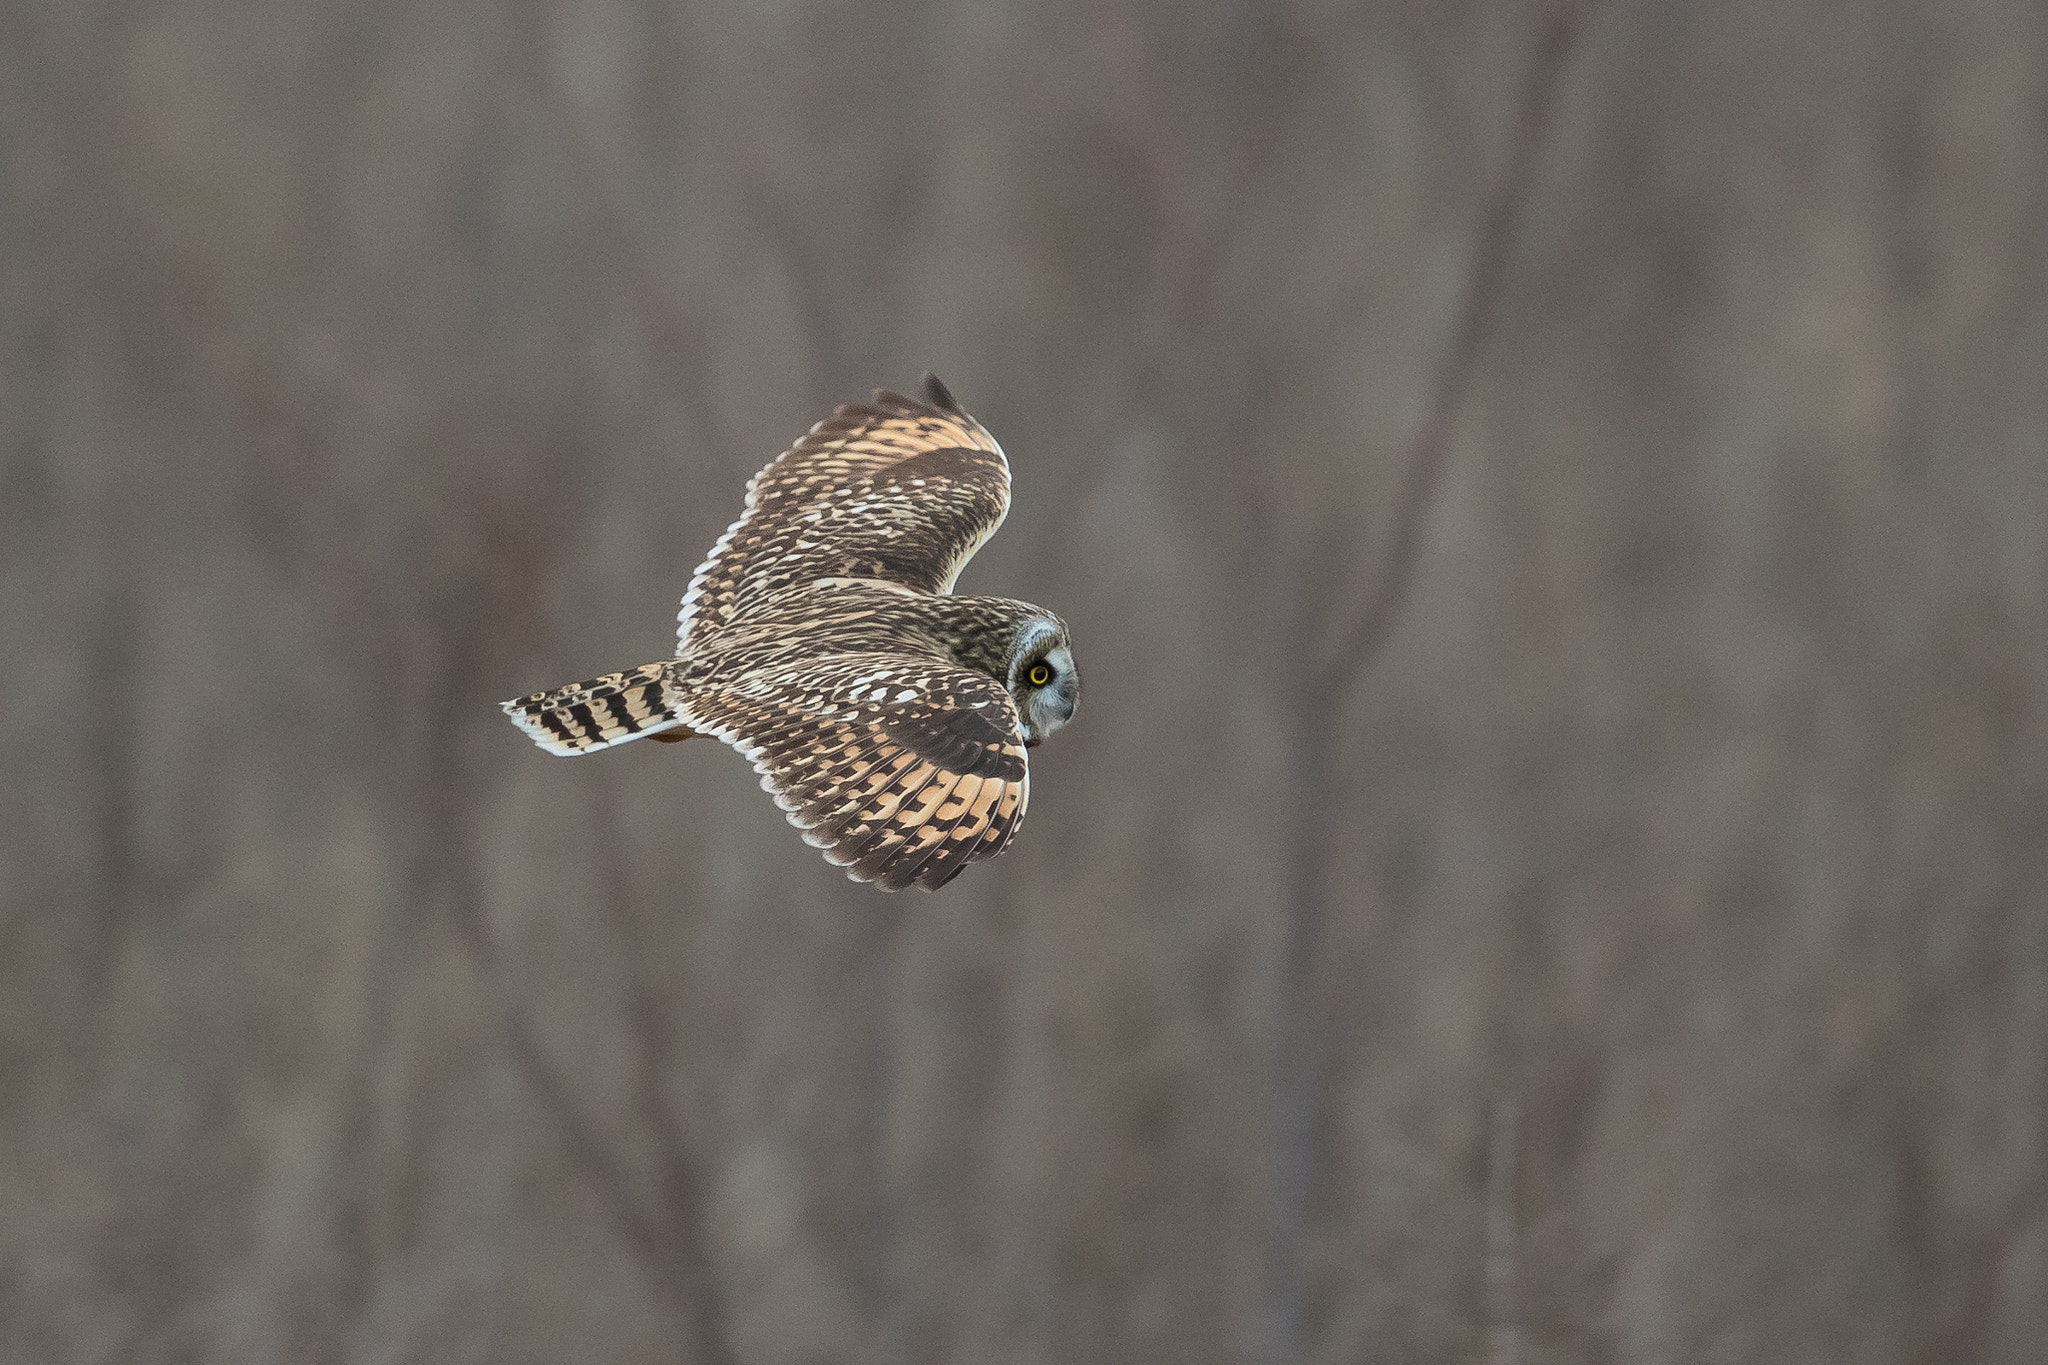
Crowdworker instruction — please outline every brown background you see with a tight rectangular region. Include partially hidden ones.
[5,1,2046,1361]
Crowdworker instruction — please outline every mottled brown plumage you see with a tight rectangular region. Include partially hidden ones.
[502,376,1079,890]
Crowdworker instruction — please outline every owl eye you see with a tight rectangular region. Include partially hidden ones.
[1027,662,1052,687]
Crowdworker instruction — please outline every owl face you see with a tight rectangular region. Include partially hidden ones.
[1007,616,1079,747]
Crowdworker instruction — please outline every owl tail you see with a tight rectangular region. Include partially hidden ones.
[501,661,696,756]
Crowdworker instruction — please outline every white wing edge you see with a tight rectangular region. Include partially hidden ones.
[500,700,692,757]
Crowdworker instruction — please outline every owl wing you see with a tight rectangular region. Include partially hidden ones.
[677,375,1009,651]
[680,651,1030,891]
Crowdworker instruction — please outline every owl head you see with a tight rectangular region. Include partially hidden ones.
[1007,615,1079,747]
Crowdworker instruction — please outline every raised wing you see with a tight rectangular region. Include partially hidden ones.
[680,651,1030,891]
[677,375,1009,651]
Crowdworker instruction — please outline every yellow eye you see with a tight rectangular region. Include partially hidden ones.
[1027,662,1052,687]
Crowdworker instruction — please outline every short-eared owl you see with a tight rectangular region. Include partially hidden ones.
[503,375,1079,891]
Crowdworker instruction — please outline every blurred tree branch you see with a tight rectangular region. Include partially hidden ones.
[1485,1094,1522,1365]
[513,0,722,452]
[448,846,737,1365]
[588,776,735,1347]
[1092,0,1295,417]
[85,580,141,994]
[1894,987,2048,1364]
[589,780,698,1143]
[1259,6,1592,1362]
[241,317,741,1357]
[1085,4,1591,1358]
[1312,3,1590,696]
[428,481,738,1365]
[741,171,863,407]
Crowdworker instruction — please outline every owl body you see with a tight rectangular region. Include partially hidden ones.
[503,377,1079,891]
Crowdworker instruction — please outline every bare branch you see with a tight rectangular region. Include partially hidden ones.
[586,776,738,1359]
[1315,2,1591,695]
[1485,1094,1522,1365]
[518,2,879,453]
[1258,10,1593,1363]
[1091,0,1295,408]
[1253,723,1338,1365]
[739,172,860,406]
[858,900,913,1360]
[447,843,738,1365]
[85,581,141,993]
[1895,1067,2048,1364]
[512,0,721,450]
[409,446,735,1364]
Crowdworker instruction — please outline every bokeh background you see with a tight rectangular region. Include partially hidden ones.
[6,0,2047,1361]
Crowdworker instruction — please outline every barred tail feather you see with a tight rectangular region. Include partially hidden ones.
[501,662,694,756]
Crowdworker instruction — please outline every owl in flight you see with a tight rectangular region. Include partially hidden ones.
[503,375,1079,891]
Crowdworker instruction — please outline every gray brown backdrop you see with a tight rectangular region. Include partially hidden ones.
[5,0,2047,1361]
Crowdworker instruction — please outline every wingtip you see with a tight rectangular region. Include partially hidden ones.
[922,372,961,412]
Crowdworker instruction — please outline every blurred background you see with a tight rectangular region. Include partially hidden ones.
[5,0,2047,1361]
